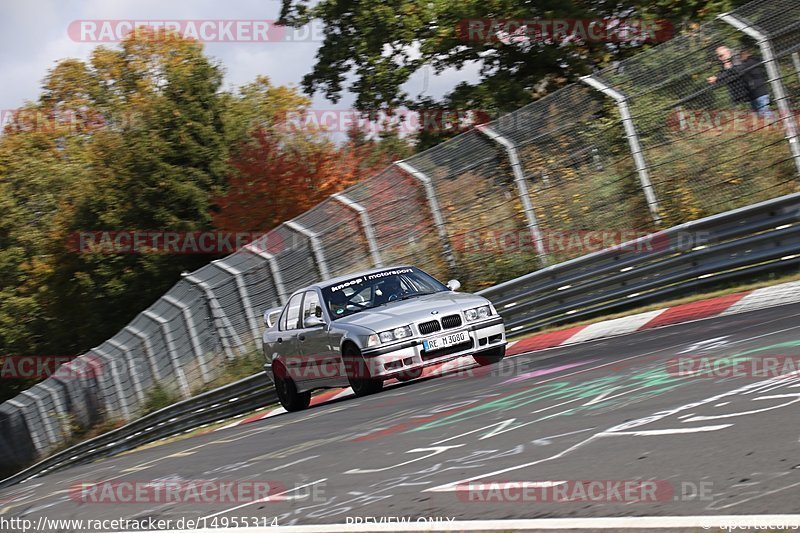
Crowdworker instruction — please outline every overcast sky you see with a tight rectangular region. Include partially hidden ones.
[0,0,482,120]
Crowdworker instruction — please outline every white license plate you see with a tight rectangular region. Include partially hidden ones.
[423,331,469,351]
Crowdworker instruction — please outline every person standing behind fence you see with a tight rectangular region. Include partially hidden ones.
[707,45,750,105]
[738,46,773,117]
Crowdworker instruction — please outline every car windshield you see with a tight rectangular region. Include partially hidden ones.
[320,267,448,319]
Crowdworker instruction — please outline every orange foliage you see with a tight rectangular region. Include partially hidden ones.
[212,128,390,232]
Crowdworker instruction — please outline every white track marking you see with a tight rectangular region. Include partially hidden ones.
[267,455,320,472]
[199,479,326,521]
[597,424,733,436]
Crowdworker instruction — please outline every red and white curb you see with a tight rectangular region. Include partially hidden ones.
[506,279,800,355]
[217,280,800,432]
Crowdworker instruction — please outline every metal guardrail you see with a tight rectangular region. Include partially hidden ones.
[3,192,799,489]
[0,373,276,490]
[479,192,800,336]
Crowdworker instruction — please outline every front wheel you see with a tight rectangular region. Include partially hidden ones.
[273,363,311,412]
[343,345,384,396]
[473,345,505,366]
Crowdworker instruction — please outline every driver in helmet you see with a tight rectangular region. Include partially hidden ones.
[328,289,349,317]
[376,277,404,304]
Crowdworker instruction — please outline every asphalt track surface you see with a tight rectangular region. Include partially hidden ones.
[2,304,800,531]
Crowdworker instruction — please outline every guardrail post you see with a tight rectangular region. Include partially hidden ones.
[183,274,242,361]
[19,390,59,448]
[243,241,287,305]
[107,339,146,406]
[475,126,550,266]
[580,75,663,225]
[92,348,131,420]
[395,161,458,274]
[212,259,262,342]
[719,13,800,176]
[284,221,331,280]
[37,381,68,439]
[126,325,163,383]
[793,52,800,83]
[332,193,384,268]
[6,398,45,453]
[142,308,195,396]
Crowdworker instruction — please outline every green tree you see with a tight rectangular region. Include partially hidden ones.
[278,0,752,147]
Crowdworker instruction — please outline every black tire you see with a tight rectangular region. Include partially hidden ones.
[343,344,383,396]
[396,367,423,382]
[273,363,311,412]
[473,345,506,366]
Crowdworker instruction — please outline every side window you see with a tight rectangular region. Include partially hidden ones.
[302,291,322,326]
[280,293,304,331]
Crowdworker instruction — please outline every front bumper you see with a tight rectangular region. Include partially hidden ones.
[360,316,506,378]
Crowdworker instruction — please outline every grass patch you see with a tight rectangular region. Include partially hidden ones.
[192,347,266,394]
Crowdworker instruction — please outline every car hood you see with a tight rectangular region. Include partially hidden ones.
[332,291,490,332]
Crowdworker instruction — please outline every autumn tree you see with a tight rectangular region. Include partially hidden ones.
[212,128,398,232]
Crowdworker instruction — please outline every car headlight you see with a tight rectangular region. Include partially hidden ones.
[377,325,413,344]
[367,334,380,347]
[465,305,492,321]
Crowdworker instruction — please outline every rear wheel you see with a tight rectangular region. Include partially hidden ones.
[473,345,505,366]
[343,344,383,396]
[273,363,311,412]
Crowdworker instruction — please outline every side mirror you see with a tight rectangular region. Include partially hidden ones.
[305,315,325,328]
[263,308,282,328]
[446,279,461,291]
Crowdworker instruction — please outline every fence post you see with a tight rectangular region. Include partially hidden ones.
[37,381,68,440]
[243,241,287,305]
[19,389,59,448]
[6,398,45,454]
[332,193,383,268]
[183,274,242,361]
[107,339,146,406]
[395,161,458,274]
[284,221,331,280]
[126,325,164,384]
[580,75,663,225]
[92,348,131,420]
[212,259,262,343]
[143,307,196,395]
[475,125,550,266]
[719,13,800,176]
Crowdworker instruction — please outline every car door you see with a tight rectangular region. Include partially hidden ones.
[296,289,341,387]
[274,292,305,385]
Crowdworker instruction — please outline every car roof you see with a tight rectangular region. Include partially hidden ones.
[307,265,416,291]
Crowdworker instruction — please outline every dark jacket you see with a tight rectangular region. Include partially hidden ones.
[715,64,750,103]
[739,56,769,99]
